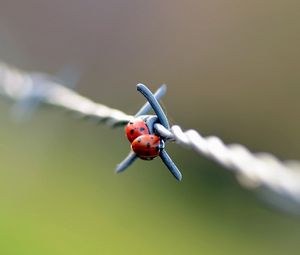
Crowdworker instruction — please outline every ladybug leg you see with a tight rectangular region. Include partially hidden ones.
[135,84,167,117]
[115,151,138,173]
[136,84,170,130]
[160,150,182,181]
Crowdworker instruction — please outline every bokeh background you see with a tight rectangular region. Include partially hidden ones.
[0,1,300,254]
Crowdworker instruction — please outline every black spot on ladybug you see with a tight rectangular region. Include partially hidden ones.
[130,129,134,134]
[139,127,145,132]
[137,138,141,143]
[147,142,150,148]
[129,122,133,125]
[155,146,160,151]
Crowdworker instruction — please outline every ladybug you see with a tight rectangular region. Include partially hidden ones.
[131,134,164,160]
[125,118,150,143]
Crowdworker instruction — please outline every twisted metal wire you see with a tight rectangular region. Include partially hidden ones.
[0,62,132,126]
[1,61,300,212]
[154,124,300,212]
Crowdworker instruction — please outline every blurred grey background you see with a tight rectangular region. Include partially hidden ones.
[0,1,300,254]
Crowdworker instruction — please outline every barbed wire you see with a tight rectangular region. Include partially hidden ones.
[155,124,300,212]
[0,62,132,126]
[0,61,300,214]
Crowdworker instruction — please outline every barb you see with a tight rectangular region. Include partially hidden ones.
[1,61,300,213]
[116,84,182,181]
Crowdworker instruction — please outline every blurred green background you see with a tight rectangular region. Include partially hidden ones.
[0,0,300,254]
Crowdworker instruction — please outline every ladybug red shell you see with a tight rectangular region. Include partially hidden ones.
[125,118,150,143]
[131,134,163,160]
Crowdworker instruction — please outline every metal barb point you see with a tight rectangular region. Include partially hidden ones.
[116,84,182,181]
[136,83,170,129]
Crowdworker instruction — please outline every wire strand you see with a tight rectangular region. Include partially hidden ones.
[0,62,133,126]
[155,124,300,205]
[1,61,300,213]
